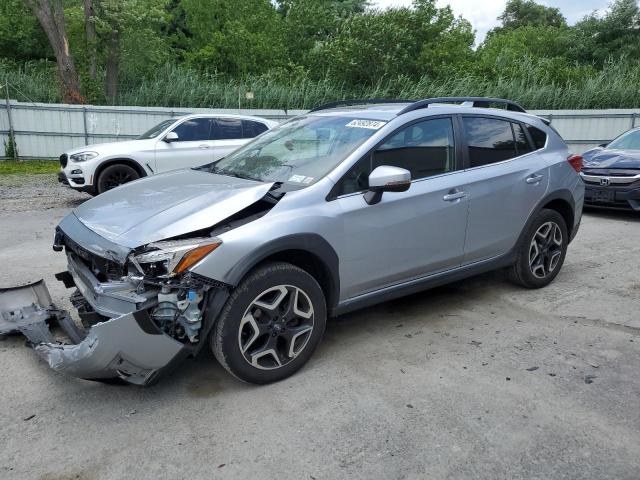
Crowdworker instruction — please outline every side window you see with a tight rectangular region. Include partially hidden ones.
[335,117,455,196]
[373,117,455,179]
[242,120,268,138]
[513,123,533,155]
[463,117,517,167]
[212,118,243,140]
[171,118,212,142]
[526,124,547,150]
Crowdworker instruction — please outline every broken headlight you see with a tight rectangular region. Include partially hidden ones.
[130,238,222,278]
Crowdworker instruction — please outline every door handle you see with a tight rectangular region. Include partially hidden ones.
[526,174,543,184]
[198,144,210,149]
[443,191,467,202]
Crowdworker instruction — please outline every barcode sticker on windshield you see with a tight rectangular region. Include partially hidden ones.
[346,119,387,130]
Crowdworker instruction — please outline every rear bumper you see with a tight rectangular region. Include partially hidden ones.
[584,184,640,211]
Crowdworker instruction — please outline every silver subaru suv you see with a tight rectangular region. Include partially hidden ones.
[5,97,584,385]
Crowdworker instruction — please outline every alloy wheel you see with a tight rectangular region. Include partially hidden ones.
[238,285,314,370]
[528,221,563,279]
[103,168,134,190]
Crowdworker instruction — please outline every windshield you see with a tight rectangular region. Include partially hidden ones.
[210,115,384,186]
[138,119,177,139]
[608,129,640,150]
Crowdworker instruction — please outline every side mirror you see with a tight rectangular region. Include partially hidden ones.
[598,143,608,148]
[364,165,411,205]
[164,131,179,143]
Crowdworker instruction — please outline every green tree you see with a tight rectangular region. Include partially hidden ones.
[67,0,169,103]
[0,0,50,61]
[182,0,286,75]
[497,0,566,29]
[313,0,473,85]
[572,0,640,65]
[277,0,370,69]
[23,0,83,103]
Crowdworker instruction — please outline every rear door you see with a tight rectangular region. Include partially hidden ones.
[458,115,549,264]
[154,117,215,172]
[332,116,470,299]
[211,118,269,160]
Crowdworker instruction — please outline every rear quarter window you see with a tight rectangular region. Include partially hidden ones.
[242,120,269,138]
[526,124,547,150]
[213,118,243,140]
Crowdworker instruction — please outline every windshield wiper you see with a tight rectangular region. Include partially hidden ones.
[210,166,261,182]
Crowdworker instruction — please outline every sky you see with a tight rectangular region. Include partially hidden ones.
[374,0,611,44]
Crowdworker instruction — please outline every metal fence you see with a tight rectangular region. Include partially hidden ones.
[0,100,638,159]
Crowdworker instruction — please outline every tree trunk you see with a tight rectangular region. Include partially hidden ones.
[83,0,97,80]
[24,0,83,104]
[105,31,119,104]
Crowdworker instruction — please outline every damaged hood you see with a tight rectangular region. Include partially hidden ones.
[72,169,274,248]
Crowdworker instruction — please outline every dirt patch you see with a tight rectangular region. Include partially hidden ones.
[0,174,89,212]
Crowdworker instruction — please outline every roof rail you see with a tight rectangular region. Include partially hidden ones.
[397,97,526,115]
[309,98,413,113]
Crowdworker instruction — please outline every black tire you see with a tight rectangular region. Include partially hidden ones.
[96,163,140,194]
[211,262,326,384]
[508,208,568,288]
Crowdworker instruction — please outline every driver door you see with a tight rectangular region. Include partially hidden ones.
[333,116,470,299]
[154,117,215,172]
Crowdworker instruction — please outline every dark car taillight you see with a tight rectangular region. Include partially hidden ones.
[567,154,582,173]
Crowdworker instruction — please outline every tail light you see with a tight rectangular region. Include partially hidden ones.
[567,154,582,173]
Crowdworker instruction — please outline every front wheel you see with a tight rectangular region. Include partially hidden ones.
[96,163,140,194]
[211,262,326,384]
[508,209,568,288]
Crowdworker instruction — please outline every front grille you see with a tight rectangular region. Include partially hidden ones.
[59,153,68,168]
[63,235,125,281]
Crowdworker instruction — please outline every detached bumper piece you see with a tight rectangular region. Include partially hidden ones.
[0,280,186,386]
[0,280,84,344]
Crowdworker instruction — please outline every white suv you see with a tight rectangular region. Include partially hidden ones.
[58,114,279,194]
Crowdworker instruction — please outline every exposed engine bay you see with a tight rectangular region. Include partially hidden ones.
[1,185,283,385]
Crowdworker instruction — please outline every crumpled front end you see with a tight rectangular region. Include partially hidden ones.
[0,279,193,386]
[35,310,186,385]
[3,212,231,385]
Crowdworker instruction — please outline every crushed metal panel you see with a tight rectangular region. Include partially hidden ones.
[2,280,186,385]
[35,311,185,385]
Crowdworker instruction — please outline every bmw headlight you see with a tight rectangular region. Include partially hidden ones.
[70,151,98,162]
[130,238,222,278]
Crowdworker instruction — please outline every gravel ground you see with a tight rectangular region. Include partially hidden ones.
[0,174,89,212]
[0,175,639,480]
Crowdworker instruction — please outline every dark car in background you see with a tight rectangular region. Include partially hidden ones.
[581,127,640,211]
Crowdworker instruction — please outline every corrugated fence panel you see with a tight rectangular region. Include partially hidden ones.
[0,100,637,159]
[530,109,638,153]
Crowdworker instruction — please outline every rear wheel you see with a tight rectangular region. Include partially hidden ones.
[508,209,568,288]
[96,163,140,194]
[211,262,326,384]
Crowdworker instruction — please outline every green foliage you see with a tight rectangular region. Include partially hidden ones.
[311,0,474,85]
[3,134,18,159]
[181,0,287,75]
[1,0,640,109]
[497,0,566,29]
[0,0,50,60]
[571,0,640,65]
